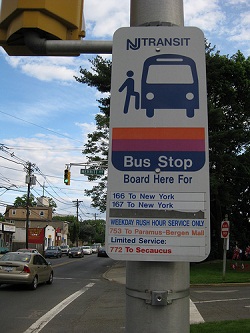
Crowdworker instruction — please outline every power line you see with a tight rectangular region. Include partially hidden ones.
[0,109,83,144]
[8,147,83,152]
[0,144,28,166]
[0,145,100,215]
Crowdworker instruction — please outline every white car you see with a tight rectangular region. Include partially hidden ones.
[60,245,69,255]
[91,245,98,254]
[81,246,92,255]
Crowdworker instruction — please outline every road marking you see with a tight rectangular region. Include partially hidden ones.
[194,290,238,294]
[190,300,205,324]
[23,283,95,333]
[194,297,250,304]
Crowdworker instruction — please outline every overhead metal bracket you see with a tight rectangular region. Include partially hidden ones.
[126,288,189,306]
[23,31,112,56]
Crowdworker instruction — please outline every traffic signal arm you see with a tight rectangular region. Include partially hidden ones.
[0,0,85,55]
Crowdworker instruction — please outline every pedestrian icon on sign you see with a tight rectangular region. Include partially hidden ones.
[118,70,140,114]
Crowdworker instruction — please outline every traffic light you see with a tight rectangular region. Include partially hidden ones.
[64,169,71,186]
[0,0,85,55]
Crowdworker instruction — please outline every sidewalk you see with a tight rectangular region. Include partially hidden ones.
[103,261,205,325]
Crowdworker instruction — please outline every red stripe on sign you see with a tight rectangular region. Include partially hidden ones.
[112,127,205,140]
[112,139,205,151]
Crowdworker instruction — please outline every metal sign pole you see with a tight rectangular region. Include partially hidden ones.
[125,3,189,333]
[222,215,229,281]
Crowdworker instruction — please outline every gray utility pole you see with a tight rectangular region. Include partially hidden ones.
[73,199,83,246]
[73,199,83,222]
[25,162,32,249]
[125,1,190,333]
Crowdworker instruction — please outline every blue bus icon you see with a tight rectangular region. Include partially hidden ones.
[141,54,199,118]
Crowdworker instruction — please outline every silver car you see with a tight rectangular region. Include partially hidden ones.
[16,248,39,254]
[44,246,62,258]
[68,247,84,258]
[0,252,53,290]
[60,245,70,255]
[82,246,92,255]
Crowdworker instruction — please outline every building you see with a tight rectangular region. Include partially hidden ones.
[4,197,70,252]
[0,221,15,253]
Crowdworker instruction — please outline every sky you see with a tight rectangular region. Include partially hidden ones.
[0,0,249,219]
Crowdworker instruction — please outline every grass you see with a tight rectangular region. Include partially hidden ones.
[190,260,250,332]
[190,259,250,284]
[191,319,250,333]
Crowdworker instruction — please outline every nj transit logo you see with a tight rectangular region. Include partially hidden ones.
[118,54,199,118]
[126,37,191,50]
[111,127,206,172]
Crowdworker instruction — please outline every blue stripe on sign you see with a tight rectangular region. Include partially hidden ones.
[111,151,206,171]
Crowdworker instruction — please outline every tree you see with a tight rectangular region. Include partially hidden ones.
[14,194,57,211]
[52,215,76,222]
[206,47,250,257]
[68,221,80,246]
[75,56,110,212]
[79,223,95,243]
[47,198,57,212]
[78,219,105,244]
[75,47,250,258]
[14,194,37,207]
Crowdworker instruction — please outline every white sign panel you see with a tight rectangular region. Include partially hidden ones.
[106,27,210,262]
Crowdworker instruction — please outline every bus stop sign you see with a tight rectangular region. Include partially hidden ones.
[106,27,210,262]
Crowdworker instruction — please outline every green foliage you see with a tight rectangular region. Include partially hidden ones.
[79,224,95,242]
[14,194,37,207]
[52,215,76,223]
[79,219,105,244]
[84,180,107,213]
[75,55,112,94]
[47,198,57,212]
[69,221,80,245]
[75,56,110,213]
[67,218,105,245]
[13,194,57,212]
[206,47,250,257]
[190,260,250,284]
[191,320,250,333]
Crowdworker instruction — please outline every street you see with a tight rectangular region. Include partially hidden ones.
[1,255,250,332]
[0,255,125,333]
[191,285,250,322]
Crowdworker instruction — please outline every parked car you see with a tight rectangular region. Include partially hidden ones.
[97,247,109,257]
[82,246,92,255]
[91,245,98,254]
[60,245,69,255]
[44,246,62,258]
[0,252,53,290]
[17,248,39,254]
[68,247,84,258]
[0,246,9,254]
[93,243,102,249]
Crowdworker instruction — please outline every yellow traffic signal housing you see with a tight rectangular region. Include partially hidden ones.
[0,0,85,55]
[64,169,71,186]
